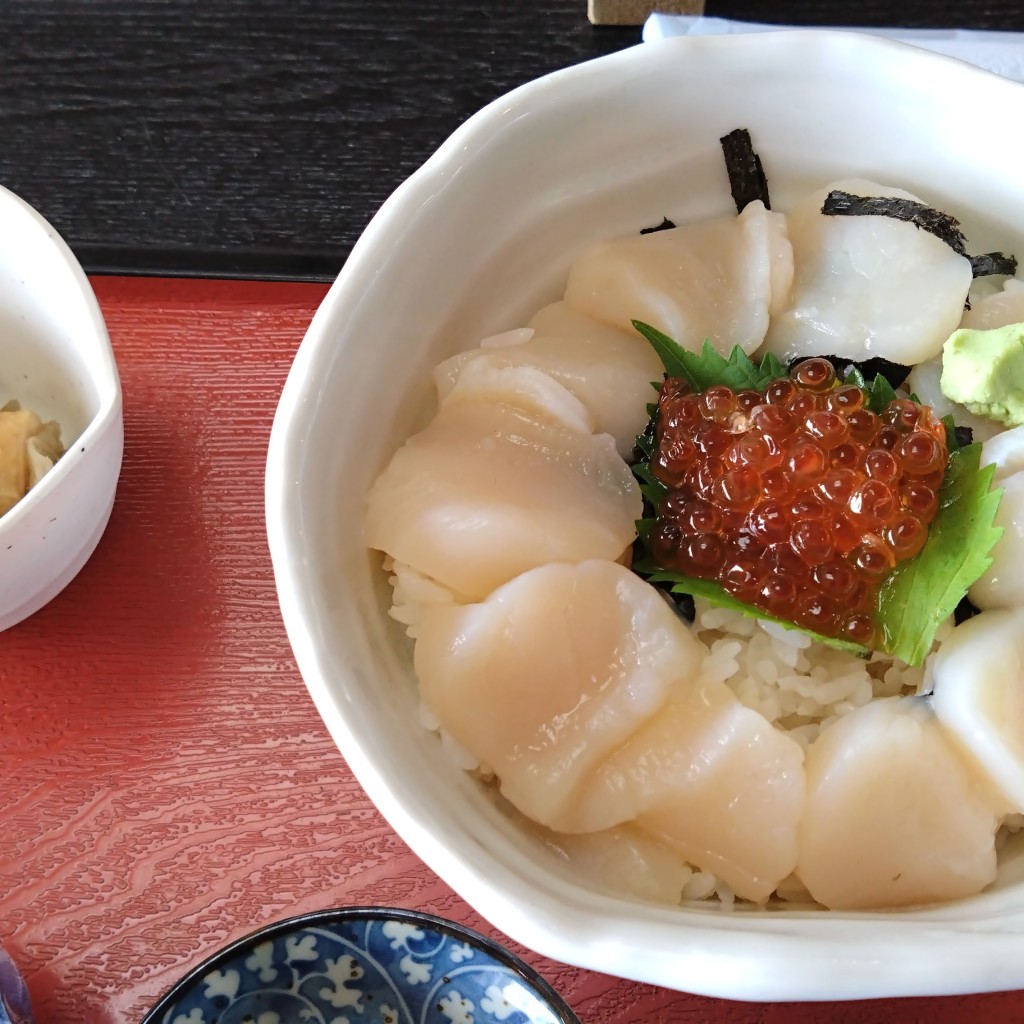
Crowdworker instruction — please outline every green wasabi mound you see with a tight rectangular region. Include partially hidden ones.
[941,322,1024,426]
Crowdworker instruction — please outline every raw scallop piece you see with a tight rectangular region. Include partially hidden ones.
[969,475,1024,610]
[576,681,805,902]
[413,560,706,828]
[970,425,1024,610]
[563,200,792,355]
[365,364,640,600]
[977,422,1024,478]
[763,179,972,366]
[931,608,1024,812]
[544,824,693,905]
[798,697,1000,910]
[433,302,662,458]
[961,278,1024,331]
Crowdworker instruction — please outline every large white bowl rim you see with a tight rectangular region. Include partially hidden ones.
[267,30,1024,1001]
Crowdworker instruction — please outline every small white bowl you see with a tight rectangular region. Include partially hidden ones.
[0,184,123,632]
[267,32,1024,1001]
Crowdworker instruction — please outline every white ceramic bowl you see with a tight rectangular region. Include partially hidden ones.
[0,184,123,632]
[266,31,1024,1001]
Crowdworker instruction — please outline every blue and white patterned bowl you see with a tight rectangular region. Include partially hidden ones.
[141,907,580,1024]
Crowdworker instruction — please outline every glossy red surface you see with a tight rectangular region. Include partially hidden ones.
[2,276,1023,1023]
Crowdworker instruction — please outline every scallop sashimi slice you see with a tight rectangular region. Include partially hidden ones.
[969,475,1024,610]
[978,422,1024,479]
[570,680,805,903]
[931,608,1024,811]
[797,697,1000,910]
[563,200,792,356]
[544,824,693,905]
[365,366,640,600]
[434,302,662,459]
[413,560,706,828]
[969,426,1023,610]
[442,358,595,434]
[961,278,1024,331]
[763,178,973,366]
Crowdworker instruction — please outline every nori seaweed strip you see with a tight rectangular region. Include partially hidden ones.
[821,190,968,255]
[787,354,911,391]
[640,217,676,235]
[970,251,1018,278]
[855,357,912,390]
[720,128,770,213]
[629,412,657,466]
[630,522,697,625]
[955,425,975,448]
[953,595,982,626]
[633,538,698,623]
[823,191,1017,279]
[663,587,697,625]
[631,406,695,624]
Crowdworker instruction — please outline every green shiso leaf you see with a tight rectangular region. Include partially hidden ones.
[941,413,961,452]
[637,477,667,505]
[843,365,898,414]
[635,559,869,655]
[875,444,1003,666]
[632,320,784,392]
[630,324,1003,664]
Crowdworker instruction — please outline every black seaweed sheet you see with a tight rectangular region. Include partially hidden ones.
[954,595,982,626]
[640,217,676,235]
[822,190,1016,279]
[971,251,1019,277]
[720,128,771,213]
[629,536,697,624]
[822,190,969,254]
[660,582,697,624]
[955,425,975,448]
[787,354,912,391]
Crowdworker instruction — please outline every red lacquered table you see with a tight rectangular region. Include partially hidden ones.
[2,275,1022,1023]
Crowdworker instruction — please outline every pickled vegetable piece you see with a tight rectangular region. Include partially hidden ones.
[0,400,64,517]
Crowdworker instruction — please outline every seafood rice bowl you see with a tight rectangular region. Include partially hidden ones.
[267,29,1024,1000]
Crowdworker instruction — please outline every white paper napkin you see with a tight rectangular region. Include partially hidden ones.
[643,14,1024,83]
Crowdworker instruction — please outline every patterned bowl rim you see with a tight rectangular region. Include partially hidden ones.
[139,905,582,1024]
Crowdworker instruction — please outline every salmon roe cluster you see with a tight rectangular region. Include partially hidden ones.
[648,358,948,646]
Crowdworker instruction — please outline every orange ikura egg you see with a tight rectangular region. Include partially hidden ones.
[648,360,948,644]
